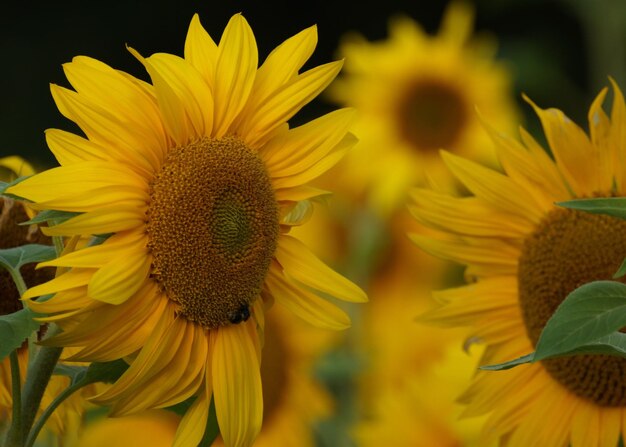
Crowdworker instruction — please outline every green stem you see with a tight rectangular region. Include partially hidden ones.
[19,327,62,444]
[4,350,24,447]
[51,235,65,257]
[8,269,27,298]
[24,380,83,447]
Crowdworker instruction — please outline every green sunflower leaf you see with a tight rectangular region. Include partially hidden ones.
[479,353,535,371]
[0,307,42,361]
[481,280,626,371]
[0,244,56,271]
[20,210,81,226]
[557,197,626,220]
[83,359,129,384]
[534,280,626,361]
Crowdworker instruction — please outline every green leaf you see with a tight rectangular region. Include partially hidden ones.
[0,308,42,361]
[479,353,535,371]
[0,244,56,271]
[83,359,129,384]
[534,280,626,361]
[0,181,7,194]
[557,197,626,220]
[20,210,81,226]
[557,332,626,358]
[480,333,626,371]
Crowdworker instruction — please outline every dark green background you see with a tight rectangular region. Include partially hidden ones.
[1,0,623,169]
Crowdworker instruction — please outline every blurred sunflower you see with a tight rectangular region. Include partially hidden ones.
[71,410,181,447]
[7,13,365,447]
[353,273,487,447]
[412,81,626,446]
[0,156,83,444]
[213,305,333,447]
[328,1,518,215]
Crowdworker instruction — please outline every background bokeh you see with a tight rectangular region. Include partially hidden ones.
[2,0,625,168]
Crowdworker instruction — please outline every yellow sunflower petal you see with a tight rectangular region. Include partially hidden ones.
[249,25,317,106]
[6,161,146,203]
[275,235,367,303]
[598,406,621,447]
[140,52,214,145]
[213,14,258,138]
[50,84,158,174]
[184,14,218,88]
[262,108,356,177]
[275,185,331,202]
[266,268,350,330]
[52,290,166,361]
[38,232,145,268]
[63,55,168,162]
[22,269,94,300]
[441,150,544,222]
[526,96,599,195]
[88,245,151,305]
[410,234,518,274]
[45,129,111,165]
[571,402,600,447]
[240,61,344,148]
[41,206,145,237]
[212,321,262,447]
[110,322,206,412]
[94,306,182,406]
[172,378,211,447]
[409,188,529,238]
[270,135,354,189]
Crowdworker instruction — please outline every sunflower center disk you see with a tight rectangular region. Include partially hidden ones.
[147,137,279,329]
[0,198,53,316]
[518,207,626,406]
[397,80,467,151]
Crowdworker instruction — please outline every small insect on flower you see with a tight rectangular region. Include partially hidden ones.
[228,305,251,325]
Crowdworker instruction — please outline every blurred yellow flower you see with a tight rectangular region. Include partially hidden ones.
[354,275,487,447]
[7,13,366,447]
[412,81,626,446]
[328,1,519,215]
[71,410,180,447]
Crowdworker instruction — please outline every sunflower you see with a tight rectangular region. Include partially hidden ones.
[327,1,518,216]
[71,410,181,447]
[353,269,487,447]
[0,156,83,444]
[7,13,366,447]
[411,81,626,446]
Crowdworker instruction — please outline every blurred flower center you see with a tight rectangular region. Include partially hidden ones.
[260,320,289,421]
[0,197,53,316]
[146,137,279,329]
[397,79,467,151]
[518,206,626,406]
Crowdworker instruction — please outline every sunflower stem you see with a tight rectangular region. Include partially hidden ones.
[18,326,62,444]
[4,350,24,447]
[24,380,83,447]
